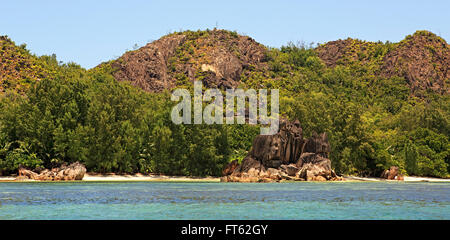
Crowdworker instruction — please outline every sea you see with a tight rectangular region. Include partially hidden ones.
[0,181,449,219]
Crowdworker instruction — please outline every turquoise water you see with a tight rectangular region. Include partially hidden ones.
[0,182,449,219]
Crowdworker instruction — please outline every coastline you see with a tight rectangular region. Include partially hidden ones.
[82,173,221,182]
[1,173,449,183]
[0,173,221,182]
[343,175,450,182]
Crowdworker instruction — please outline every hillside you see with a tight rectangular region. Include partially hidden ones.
[96,30,449,97]
[0,36,59,94]
[315,31,449,96]
[0,30,449,179]
[98,30,268,92]
[3,30,448,96]
[381,31,449,95]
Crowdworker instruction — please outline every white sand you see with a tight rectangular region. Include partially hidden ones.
[343,175,450,182]
[0,176,16,182]
[343,176,382,182]
[1,174,449,182]
[403,176,450,182]
[82,173,221,182]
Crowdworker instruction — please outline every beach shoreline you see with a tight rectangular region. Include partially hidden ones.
[82,173,221,182]
[0,173,221,182]
[343,175,450,182]
[1,173,450,182]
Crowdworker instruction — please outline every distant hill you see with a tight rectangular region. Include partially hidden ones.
[0,36,58,94]
[2,30,448,96]
[97,29,448,96]
[381,31,449,95]
[96,29,268,92]
[0,29,449,178]
[315,30,449,96]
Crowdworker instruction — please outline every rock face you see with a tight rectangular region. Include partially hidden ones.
[315,31,449,96]
[222,160,239,176]
[17,162,86,181]
[221,120,343,182]
[110,34,186,92]
[380,166,404,181]
[107,29,268,92]
[380,31,449,95]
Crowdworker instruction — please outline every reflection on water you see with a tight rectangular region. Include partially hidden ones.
[0,182,449,219]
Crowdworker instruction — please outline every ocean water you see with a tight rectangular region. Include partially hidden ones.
[0,181,449,220]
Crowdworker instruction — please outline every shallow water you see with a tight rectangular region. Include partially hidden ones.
[0,182,449,219]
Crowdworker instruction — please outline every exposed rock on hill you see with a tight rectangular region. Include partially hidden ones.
[111,34,186,92]
[106,30,448,96]
[380,31,449,95]
[221,120,343,182]
[315,31,449,95]
[107,29,268,92]
[315,38,382,67]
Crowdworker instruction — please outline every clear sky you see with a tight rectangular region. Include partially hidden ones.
[1,0,448,69]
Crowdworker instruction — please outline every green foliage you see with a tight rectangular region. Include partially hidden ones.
[404,139,418,175]
[0,32,449,178]
[0,141,43,175]
[270,40,449,178]
[280,42,318,68]
[0,66,244,176]
[0,36,74,93]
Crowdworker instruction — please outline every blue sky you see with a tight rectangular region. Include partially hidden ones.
[1,0,448,69]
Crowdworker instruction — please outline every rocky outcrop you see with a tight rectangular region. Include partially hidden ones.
[107,29,268,92]
[17,162,86,181]
[110,34,186,92]
[315,38,369,67]
[222,160,239,176]
[221,120,343,182]
[380,166,404,181]
[315,31,449,96]
[380,31,449,95]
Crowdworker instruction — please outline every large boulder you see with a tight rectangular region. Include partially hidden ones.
[245,119,304,169]
[18,168,38,180]
[280,164,299,176]
[222,119,343,182]
[296,161,338,181]
[380,166,404,181]
[295,132,342,181]
[387,166,399,180]
[17,162,86,181]
[222,160,239,176]
[301,131,331,158]
[249,134,283,169]
[278,120,304,165]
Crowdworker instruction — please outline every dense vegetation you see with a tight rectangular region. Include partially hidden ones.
[264,42,449,177]
[0,65,259,176]
[0,30,448,177]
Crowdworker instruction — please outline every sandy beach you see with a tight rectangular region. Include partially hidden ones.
[343,175,450,182]
[1,173,449,182]
[81,173,221,182]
